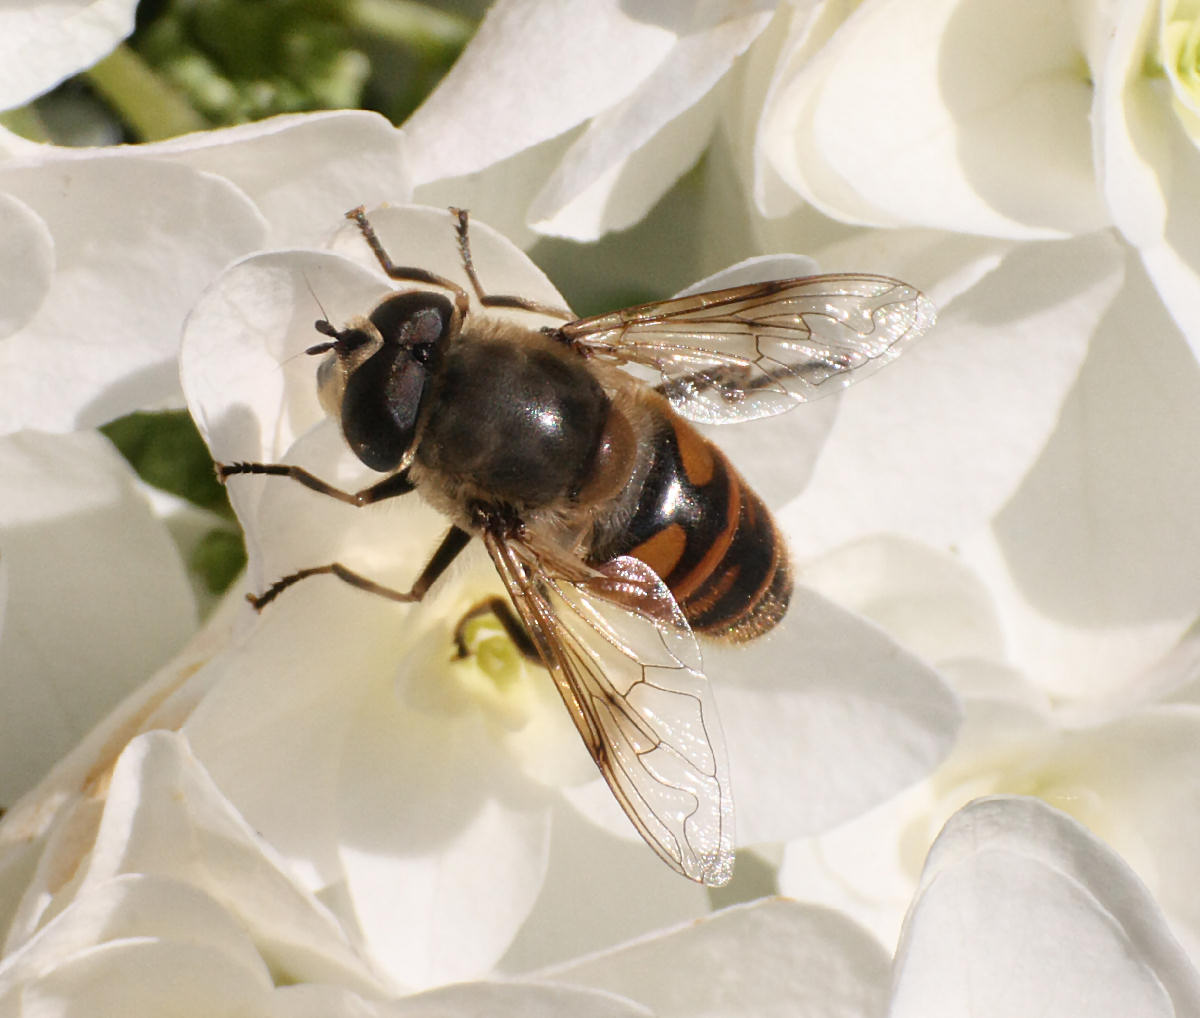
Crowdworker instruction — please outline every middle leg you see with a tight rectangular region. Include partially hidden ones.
[248,524,473,611]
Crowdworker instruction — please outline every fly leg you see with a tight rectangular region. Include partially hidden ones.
[448,207,574,320]
[452,595,540,663]
[248,525,472,611]
[216,461,414,507]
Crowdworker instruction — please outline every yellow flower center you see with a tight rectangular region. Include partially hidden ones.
[914,746,1157,888]
[448,611,534,731]
[1162,1,1200,115]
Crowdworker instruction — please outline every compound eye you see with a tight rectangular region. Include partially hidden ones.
[337,291,454,472]
[369,291,454,347]
[341,345,427,472]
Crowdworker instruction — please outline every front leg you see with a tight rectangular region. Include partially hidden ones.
[449,207,575,320]
[217,461,414,507]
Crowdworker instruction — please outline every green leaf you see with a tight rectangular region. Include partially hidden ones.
[190,528,247,594]
[101,410,233,516]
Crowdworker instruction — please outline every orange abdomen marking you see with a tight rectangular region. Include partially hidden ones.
[614,414,791,642]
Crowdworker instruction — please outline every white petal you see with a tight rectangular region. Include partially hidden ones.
[180,561,440,889]
[0,873,268,988]
[529,11,771,239]
[781,231,1124,556]
[800,534,1006,666]
[1044,706,1200,960]
[0,585,242,934]
[1141,236,1200,361]
[12,938,274,1016]
[181,531,553,988]
[543,898,890,1018]
[1091,1,1167,247]
[497,798,708,973]
[0,431,195,804]
[711,585,961,843]
[143,111,412,247]
[0,192,53,339]
[412,134,582,251]
[403,0,683,186]
[391,981,651,1018]
[0,124,43,158]
[79,731,386,992]
[1091,2,1200,352]
[1134,620,1200,709]
[0,156,265,431]
[779,782,938,955]
[336,671,552,988]
[779,669,1056,952]
[890,796,1200,1018]
[746,1,838,220]
[528,89,719,241]
[959,257,1200,699]
[271,983,386,1018]
[776,217,1012,311]
[0,0,136,110]
[760,0,1103,236]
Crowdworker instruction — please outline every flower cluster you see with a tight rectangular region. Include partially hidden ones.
[3,1,1200,1013]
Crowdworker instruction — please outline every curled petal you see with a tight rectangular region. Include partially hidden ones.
[758,0,1104,237]
[891,796,1200,1018]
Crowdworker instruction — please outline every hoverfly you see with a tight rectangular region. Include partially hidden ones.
[218,206,935,886]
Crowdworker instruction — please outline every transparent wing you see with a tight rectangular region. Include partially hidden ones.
[482,529,734,886]
[560,274,936,424]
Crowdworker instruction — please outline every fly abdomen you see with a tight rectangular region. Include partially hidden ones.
[606,408,792,643]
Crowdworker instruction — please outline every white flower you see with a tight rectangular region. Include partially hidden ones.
[781,534,1200,964]
[0,730,894,1015]
[552,799,1200,1016]
[1094,0,1200,351]
[0,0,138,111]
[0,730,663,1015]
[6,733,1197,1016]
[0,429,196,804]
[0,111,408,433]
[175,203,958,985]
[752,0,1200,356]
[0,731,392,1002]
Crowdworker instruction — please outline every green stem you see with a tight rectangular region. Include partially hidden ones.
[85,44,209,141]
[0,105,51,142]
[340,0,474,54]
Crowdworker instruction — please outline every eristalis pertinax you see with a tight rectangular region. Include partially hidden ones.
[218,206,936,887]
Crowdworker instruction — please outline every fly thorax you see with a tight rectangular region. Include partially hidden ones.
[416,332,609,509]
